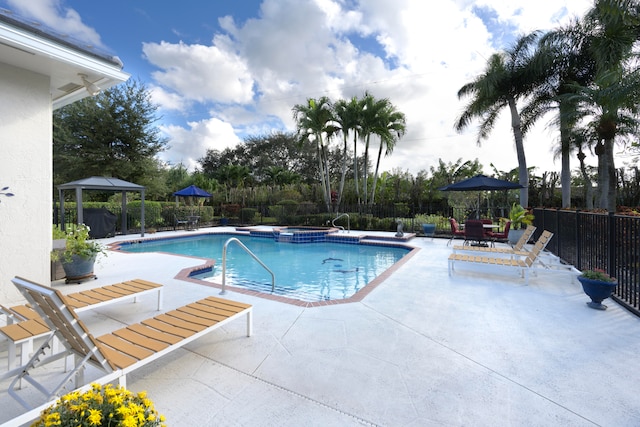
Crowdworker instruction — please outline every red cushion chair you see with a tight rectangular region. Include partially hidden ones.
[447,218,466,245]
[487,220,511,243]
[463,220,487,246]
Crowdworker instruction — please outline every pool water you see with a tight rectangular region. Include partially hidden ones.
[118,234,410,302]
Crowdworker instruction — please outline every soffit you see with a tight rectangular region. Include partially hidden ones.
[0,9,129,109]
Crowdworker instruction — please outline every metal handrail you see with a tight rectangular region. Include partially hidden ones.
[332,213,350,232]
[219,237,275,295]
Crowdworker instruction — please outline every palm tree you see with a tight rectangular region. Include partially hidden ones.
[562,69,640,211]
[581,0,640,211]
[292,97,338,212]
[359,92,389,207]
[369,102,406,206]
[454,33,541,208]
[333,96,361,210]
[521,21,595,208]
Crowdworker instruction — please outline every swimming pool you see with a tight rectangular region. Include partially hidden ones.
[116,233,413,303]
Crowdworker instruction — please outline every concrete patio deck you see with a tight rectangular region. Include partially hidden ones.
[1,227,639,426]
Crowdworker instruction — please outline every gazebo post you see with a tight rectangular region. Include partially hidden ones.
[76,187,83,225]
[140,189,145,237]
[121,190,127,234]
[58,188,65,231]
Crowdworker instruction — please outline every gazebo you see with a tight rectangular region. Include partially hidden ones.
[57,176,146,237]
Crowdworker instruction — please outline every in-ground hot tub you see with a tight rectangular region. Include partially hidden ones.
[272,226,339,243]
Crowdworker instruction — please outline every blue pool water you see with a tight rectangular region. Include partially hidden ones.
[118,233,410,302]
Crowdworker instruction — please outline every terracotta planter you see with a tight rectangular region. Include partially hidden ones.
[578,275,618,310]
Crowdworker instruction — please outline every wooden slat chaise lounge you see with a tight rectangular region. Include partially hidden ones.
[448,231,554,285]
[6,276,252,413]
[0,279,163,373]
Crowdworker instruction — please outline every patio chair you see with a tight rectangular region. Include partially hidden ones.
[174,214,189,231]
[486,220,511,244]
[448,230,554,285]
[447,218,466,245]
[6,276,252,410]
[452,225,536,255]
[463,220,489,247]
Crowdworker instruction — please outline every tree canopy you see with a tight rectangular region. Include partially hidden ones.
[53,79,168,197]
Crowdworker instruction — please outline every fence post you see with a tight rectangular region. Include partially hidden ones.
[608,212,616,276]
[576,210,581,269]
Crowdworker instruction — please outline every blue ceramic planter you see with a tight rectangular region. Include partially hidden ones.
[62,254,96,283]
[421,223,436,237]
[578,275,617,310]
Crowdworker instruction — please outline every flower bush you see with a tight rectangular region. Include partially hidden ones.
[51,224,106,263]
[580,268,616,283]
[31,383,166,427]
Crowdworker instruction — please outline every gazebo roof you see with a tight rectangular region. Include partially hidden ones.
[57,176,144,191]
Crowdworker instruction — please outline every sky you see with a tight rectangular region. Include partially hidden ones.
[2,0,614,178]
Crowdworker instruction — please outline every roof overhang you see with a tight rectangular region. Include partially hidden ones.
[0,9,130,109]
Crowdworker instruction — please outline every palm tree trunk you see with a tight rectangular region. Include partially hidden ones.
[605,138,617,213]
[508,97,529,207]
[369,138,384,206]
[596,141,608,210]
[559,103,572,208]
[353,133,360,206]
[336,135,348,211]
[363,135,370,208]
[316,137,331,212]
[577,151,594,209]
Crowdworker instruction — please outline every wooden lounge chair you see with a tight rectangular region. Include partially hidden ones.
[448,230,554,285]
[6,276,252,411]
[452,225,537,255]
[0,279,163,373]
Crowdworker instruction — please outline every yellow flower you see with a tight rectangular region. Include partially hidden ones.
[121,415,137,427]
[32,383,165,427]
[87,409,102,426]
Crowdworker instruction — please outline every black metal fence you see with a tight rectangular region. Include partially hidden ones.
[533,208,640,316]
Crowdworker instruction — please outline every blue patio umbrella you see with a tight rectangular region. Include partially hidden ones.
[438,175,523,218]
[173,185,212,198]
[173,185,212,215]
[438,174,523,192]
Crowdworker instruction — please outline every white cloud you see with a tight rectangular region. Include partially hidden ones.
[11,0,600,176]
[159,118,242,170]
[142,41,254,104]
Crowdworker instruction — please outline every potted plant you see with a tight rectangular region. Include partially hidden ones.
[51,224,106,283]
[507,203,534,244]
[31,382,165,427]
[577,269,618,310]
[414,214,439,237]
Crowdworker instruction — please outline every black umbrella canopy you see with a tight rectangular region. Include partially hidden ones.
[173,185,212,198]
[438,175,523,191]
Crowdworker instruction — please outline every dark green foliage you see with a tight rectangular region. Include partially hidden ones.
[53,79,168,192]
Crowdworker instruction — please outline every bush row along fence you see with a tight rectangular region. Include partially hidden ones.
[54,201,470,234]
[533,208,640,317]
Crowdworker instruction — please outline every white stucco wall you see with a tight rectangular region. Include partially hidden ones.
[0,63,52,304]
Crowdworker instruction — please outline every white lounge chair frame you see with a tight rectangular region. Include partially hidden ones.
[448,230,554,285]
[6,276,252,413]
[1,279,163,373]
